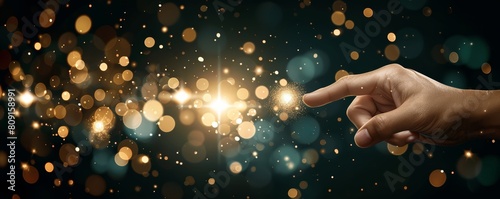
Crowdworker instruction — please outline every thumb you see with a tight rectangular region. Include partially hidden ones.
[354,104,414,148]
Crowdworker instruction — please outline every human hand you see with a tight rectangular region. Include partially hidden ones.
[302,64,498,148]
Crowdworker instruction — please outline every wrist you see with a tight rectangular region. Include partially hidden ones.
[464,89,500,137]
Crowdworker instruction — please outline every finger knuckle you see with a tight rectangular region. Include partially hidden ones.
[385,63,404,70]
[372,115,387,139]
[346,103,364,120]
[346,105,356,119]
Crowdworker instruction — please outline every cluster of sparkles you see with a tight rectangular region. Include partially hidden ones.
[270,83,305,120]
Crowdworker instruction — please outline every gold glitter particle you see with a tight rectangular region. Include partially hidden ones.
[332,29,341,36]
[387,143,408,155]
[345,20,354,29]
[229,161,243,174]
[449,52,459,63]
[144,37,155,48]
[331,11,346,26]
[350,51,359,60]
[288,188,300,198]
[481,63,492,74]
[182,27,197,43]
[34,42,42,50]
[423,6,432,17]
[384,44,400,61]
[58,126,69,138]
[39,9,56,28]
[429,169,447,187]
[387,32,396,42]
[243,42,256,54]
[335,70,349,81]
[75,15,92,34]
[44,162,54,173]
[363,8,373,18]
[200,5,208,12]
[255,85,269,100]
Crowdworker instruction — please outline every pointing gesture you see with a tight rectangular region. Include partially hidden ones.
[303,64,500,148]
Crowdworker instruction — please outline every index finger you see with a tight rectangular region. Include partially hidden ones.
[302,68,383,107]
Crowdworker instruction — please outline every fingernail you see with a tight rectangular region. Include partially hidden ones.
[302,94,312,106]
[407,135,416,143]
[354,129,372,147]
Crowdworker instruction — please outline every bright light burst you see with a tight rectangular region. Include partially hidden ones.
[19,90,35,107]
[210,98,229,115]
[174,89,191,104]
[92,120,105,133]
[271,84,304,119]
[88,107,115,148]
[280,91,294,105]
[89,119,112,149]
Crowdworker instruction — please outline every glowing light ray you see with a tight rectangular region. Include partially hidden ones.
[216,44,224,124]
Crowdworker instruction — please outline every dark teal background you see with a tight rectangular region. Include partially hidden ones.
[1,0,500,198]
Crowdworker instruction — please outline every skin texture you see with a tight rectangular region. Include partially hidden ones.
[302,64,500,148]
